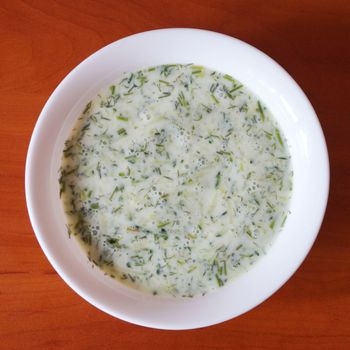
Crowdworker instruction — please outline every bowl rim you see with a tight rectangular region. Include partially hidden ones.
[25,28,330,329]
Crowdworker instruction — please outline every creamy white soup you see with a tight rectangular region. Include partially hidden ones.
[59,64,292,297]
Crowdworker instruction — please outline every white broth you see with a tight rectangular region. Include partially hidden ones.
[59,64,292,297]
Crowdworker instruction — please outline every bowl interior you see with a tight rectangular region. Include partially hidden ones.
[25,29,329,329]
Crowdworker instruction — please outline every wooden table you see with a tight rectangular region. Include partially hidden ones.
[1,1,349,349]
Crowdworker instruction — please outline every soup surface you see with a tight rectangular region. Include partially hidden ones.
[60,64,292,297]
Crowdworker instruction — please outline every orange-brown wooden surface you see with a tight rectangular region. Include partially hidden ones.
[1,1,349,349]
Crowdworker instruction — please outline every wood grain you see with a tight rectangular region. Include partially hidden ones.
[0,0,349,349]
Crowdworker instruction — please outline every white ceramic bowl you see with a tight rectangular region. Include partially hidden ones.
[25,28,329,329]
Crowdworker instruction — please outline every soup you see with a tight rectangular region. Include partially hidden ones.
[59,64,292,297]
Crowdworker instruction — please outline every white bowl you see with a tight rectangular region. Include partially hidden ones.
[25,28,329,329]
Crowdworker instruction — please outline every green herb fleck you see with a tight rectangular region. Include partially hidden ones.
[281,215,288,227]
[215,171,221,188]
[178,91,189,107]
[83,101,92,114]
[157,221,170,228]
[223,74,235,82]
[257,101,265,122]
[246,228,253,238]
[223,86,234,99]
[275,128,283,145]
[118,128,127,136]
[159,92,171,98]
[117,116,129,122]
[211,94,219,104]
[215,273,224,287]
[110,85,116,95]
[109,186,120,201]
[230,85,243,93]
[125,155,137,164]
